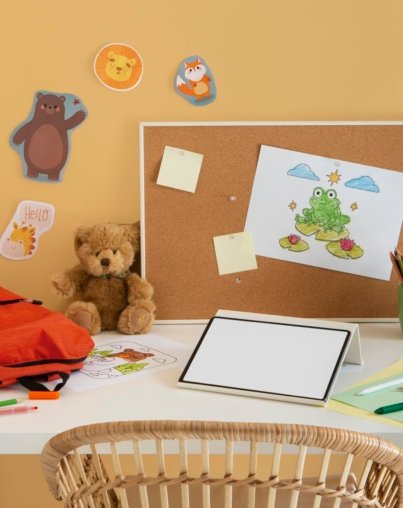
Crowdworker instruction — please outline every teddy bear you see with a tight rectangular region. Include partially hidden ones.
[51,222,156,335]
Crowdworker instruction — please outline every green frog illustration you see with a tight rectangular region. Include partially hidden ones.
[296,187,350,233]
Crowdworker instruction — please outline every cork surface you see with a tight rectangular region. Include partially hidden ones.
[142,124,403,320]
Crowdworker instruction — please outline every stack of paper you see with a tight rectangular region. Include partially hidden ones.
[330,359,403,428]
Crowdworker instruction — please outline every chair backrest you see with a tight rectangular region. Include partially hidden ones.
[41,420,403,508]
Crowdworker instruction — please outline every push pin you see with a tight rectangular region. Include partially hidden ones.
[229,195,237,202]
[235,277,241,284]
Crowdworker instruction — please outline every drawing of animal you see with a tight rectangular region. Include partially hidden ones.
[176,57,211,101]
[11,93,86,181]
[7,222,37,257]
[107,348,154,362]
[296,187,350,234]
[105,51,136,82]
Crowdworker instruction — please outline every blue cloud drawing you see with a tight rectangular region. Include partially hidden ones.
[345,176,379,192]
[287,163,319,181]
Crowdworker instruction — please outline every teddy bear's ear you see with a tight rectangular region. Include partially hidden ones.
[120,222,141,274]
[120,222,140,252]
[74,226,91,250]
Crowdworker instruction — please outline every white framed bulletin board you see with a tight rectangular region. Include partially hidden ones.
[140,121,403,321]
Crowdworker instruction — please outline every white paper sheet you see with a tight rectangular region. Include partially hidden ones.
[67,332,192,392]
[244,145,403,280]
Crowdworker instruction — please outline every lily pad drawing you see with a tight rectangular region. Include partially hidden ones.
[315,228,349,242]
[279,234,309,252]
[326,238,364,259]
[295,222,321,237]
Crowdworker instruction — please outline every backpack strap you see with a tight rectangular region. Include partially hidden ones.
[19,372,70,392]
[0,298,42,305]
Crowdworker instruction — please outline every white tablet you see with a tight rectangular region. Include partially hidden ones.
[178,315,352,406]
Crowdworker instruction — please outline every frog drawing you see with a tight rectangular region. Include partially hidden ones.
[295,187,350,234]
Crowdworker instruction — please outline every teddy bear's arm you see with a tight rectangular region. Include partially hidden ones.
[52,265,90,297]
[126,273,154,304]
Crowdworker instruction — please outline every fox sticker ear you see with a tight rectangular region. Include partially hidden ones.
[174,54,217,107]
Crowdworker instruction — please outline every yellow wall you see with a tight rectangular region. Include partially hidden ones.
[1,1,403,505]
[0,453,356,508]
[2,0,403,311]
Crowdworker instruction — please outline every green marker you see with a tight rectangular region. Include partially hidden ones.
[374,402,403,415]
[0,398,22,408]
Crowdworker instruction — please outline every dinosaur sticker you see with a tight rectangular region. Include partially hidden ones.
[244,145,403,280]
[0,201,55,260]
[175,55,216,106]
[94,43,143,91]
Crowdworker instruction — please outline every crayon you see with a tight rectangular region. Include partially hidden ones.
[28,391,60,400]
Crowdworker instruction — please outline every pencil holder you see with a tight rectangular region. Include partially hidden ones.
[399,284,403,333]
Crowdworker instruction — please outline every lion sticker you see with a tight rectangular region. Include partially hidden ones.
[94,43,143,91]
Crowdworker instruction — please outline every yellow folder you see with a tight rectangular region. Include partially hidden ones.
[328,359,403,428]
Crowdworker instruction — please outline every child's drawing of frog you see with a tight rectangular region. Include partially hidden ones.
[296,187,350,233]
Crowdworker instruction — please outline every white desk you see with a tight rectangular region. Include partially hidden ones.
[0,322,402,454]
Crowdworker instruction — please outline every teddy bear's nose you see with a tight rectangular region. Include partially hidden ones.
[100,258,110,266]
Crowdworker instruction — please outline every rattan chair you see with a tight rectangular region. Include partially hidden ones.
[41,420,403,508]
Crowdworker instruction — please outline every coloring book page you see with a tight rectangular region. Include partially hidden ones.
[244,145,403,280]
[67,332,192,392]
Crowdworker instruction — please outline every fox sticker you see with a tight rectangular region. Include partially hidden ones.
[175,55,216,106]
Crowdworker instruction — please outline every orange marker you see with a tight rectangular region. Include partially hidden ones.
[28,391,60,400]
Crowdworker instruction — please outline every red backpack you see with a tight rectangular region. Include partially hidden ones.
[0,287,94,391]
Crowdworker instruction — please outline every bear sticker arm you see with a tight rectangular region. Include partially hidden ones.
[64,110,87,131]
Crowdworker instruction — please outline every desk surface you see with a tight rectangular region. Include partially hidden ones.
[1,322,402,454]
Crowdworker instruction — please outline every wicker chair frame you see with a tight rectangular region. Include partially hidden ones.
[41,420,403,508]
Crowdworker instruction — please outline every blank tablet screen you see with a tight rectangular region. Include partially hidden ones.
[180,316,351,401]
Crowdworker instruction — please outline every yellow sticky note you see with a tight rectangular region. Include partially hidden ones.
[157,146,203,193]
[213,231,258,275]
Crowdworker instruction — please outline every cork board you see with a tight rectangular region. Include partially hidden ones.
[140,122,403,321]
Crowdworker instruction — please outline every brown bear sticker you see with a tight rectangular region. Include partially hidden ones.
[10,91,87,182]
